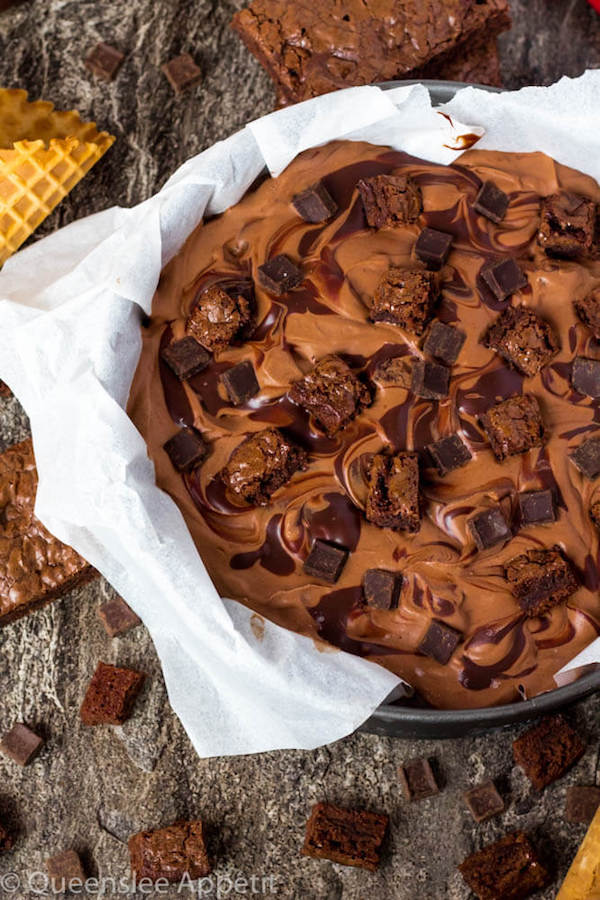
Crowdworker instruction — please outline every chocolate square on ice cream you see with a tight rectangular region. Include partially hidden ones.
[474,180,509,223]
[304,539,349,584]
[480,394,545,461]
[414,227,453,270]
[358,174,422,228]
[258,254,303,295]
[467,507,511,551]
[481,258,528,302]
[423,321,465,365]
[289,355,370,436]
[538,192,596,258]
[292,181,337,223]
[220,428,308,505]
[484,306,558,377]
[363,569,402,610]
[370,266,439,336]
[505,546,578,617]
[365,452,420,533]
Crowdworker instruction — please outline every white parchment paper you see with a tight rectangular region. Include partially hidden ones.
[1,72,600,757]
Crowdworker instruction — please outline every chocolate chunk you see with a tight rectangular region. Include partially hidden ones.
[0,723,43,767]
[481,258,528,302]
[303,539,348,584]
[459,833,548,899]
[480,394,545,461]
[571,436,600,479]
[80,661,146,726]
[513,714,585,790]
[426,434,472,476]
[572,356,600,398]
[85,42,125,81]
[97,597,141,638]
[399,758,439,801]
[518,490,555,526]
[411,358,450,400]
[358,173,422,229]
[505,546,578,617]
[221,428,308,505]
[46,850,86,890]
[468,507,511,551]
[365,452,420,533]
[186,283,254,352]
[463,781,505,823]
[257,254,303,295]
[129,820,211,881]
[474,180,509,224]
[414,227,453,270]
[484,306,558,377]
[161,336,210,380]
[220,360,260,405]
[0,821,13,852]
[575,288,600,339]
[163,429,208,473]
[292,181,337,223]
[418,620,462,664]
[302,803,388,872]
[422,320,465,365]
[161,53,202,93]
[591,497,600,529]
[566,786,600,824]
[289,354,371,436]
[363,569,402,610]
[538,192,596,258]
[370,266,439,336]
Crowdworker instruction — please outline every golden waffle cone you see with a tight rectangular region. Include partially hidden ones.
[0,88,115,264]
[557,805,600,899]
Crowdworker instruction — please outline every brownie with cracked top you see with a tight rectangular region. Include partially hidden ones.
[505,546,578,617]
[480,395,545,461]
[220,428,308,505]
[537,192,597,258]
[128,820,211,881]
[186,283,254,351]
[358,173,422,228]
[302,802,388,871]
[370,266,439,335]
[289,355,370,436]
[484,306,559,377]
[365,452,420,533]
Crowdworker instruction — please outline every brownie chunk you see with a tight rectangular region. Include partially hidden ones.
[458,832,548,900]
[518,490,555,526]
[358,173,422,228]
[572,356,600,398]
[372,355,412,388]
[85,42,125,81]
[0,821,13,852]
[418,620,462,664]
[484,306,558,377]
[566,785,600,824]
[427,434,472,476]
[513,715,586,790]
[97,597,141,638]
[80,661,146,726]
[163,429,208,473]
[161,54,202,93]
[257,254,303,295]
[480,394,545,461]
[571,436,600,479]
[423,320,465,365]
[538,192,596,258]
[365,452,420,533]
[363,569,402,610]
[463,781,505,823]
[129,820,211,881]
[220,360,260,405]
[481,258,528,302]
[505,546,578,617]
[292,181,337,223]
[304,540,349,584]
[186,283,254,351]
[411,358,450,400]
[289,355,370,436]
[161,336,210,381]
[468,507,511,551]
[414,227,453,270]
[575,288,600,339]
[302,802,388,871]
[474,180,509,224]
[399,758,439,801]
[370,266,439,336]
[0,723,44,767]
[46,850,86,889]
[220,428,308,505]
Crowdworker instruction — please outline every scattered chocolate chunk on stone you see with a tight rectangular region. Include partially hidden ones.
[399,758,439,801]
[363,569,402,610]
[571,436,600,480]
[161,53,202,93]
[302,802,388,871]
[221,428,307,505]
[98,597,141,638]
[513,715,586,790]
[458,832,548,900]
[464,781,505,823]
[129,820,211,881]
[484,306,558,377]
[220,360,260,406]
[468,507,511,551]
[414,227,453,270]
[518,489,556,526]
[304,539,348,584]
[480,394,545,461]
[575,288,600,339]
[566,786,600,824]
[163,429,208,473]
[292,181,337,223]
[365,451,421,533]
[427,434,472,476]
[0,821,13,852]
[358,173,422,229]
[289,354,370,436]
[411,358,450,400]
[46,850,86,890]
[370,266,439,336]
[538,192,596,258]
[85,42,124,80]
[186,283,254,352]
[80,661,146,726]
[418,620,462,664]
[423,320,466,365]
[481,258,528,303]
[474,180,509,224]
[161,336,210,381]
[572,356,600,398]
[505,546,578,617]
[0,723,43,767]
[257,254,303,295]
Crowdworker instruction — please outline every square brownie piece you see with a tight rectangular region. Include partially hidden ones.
[505,546,578,617]
[538,192,596,258]
[186,283,254,351]
[97,597,141,638]
[365,452,420,533]
[474,180,509,223]
[370,266,439,336]
[414,227,453,270]
[575,288,600,339]
[480,394,545,461]
[513,715,585,790]
[518,490,555,526]
[358,174,422,228]
[289,355,370,436]
[481,258,528,302]
[302,802,388,871]
[292,181,337,223]
[220,428,308,505]
[163,429,208,473]
[484,306,558,377]
[161,336,210,381]
[418,620,462,664]
[458,832,548,900]
[80,661,146,726]
[129,820,211,881]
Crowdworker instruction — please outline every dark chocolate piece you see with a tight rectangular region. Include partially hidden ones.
[565,786,600,824]
[480,394,545,461]
[289,354,370,436]
[518,490,555,526]
[257,254,303,295]
[411,358,450,400]
[422,320,465,365]
[85,42,125,81]
[513,715,586,790]
[365,452,421,533]
[186,283,254,352]
[426,434,472,476]
[129,820,211,881]
[575,288,600,340]
[0,723,43,767]
[399,758,439,801]
[484,306,558,377]
[303,539,348,584]
[292,181,337,223]
[161,53,202,93]
[302,803,388,871]
[220,360,260,405]
[80,661,146,726]
[163,429,208,473]
[358,173,422,228]
[463,781,505,823]
[481,258,528,302]
[161,336,210,381]
[571,436,600,480]
[572,356,600,398]
[363,569,402,610]
[370,266,439,336]
[220,428,307,505]
[418,620,462,664]
[538,192,596,258]
[468,507,511,551]
[474,180,509,224]
[46,850,86,889]
[414,227,453,270]
[97,597,141,638]
[459,832,548,899]
[505,546,578,617]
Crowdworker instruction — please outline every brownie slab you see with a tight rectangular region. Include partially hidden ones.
[80,661,145,726]
[484,306,558,377]
[289,355,370,436]
[129,820,211,881]
[366,452,420,533]
[480,395,545,461]
[513,715,585,790]
[302,802,388,871]
[220,428,308,506]
[458,832,548,900]
[370,266,439,336]
[505,546,578,616]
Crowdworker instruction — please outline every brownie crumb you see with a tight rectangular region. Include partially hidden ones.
[513,715,586,790]
[458,832,548,900]
[575,288,600,339]
[80,661,145,726]
[370,266,439,336]
[484,306,558,377]
[358,173,422,228]
[129,820,211,881]
[505,546,578,617]
[220,428,308,506]
[289,355,371,436]
[480,394,545,461]
[186,283,254,352]
[365,452,420,533]
[302,802,388,871]
[538,192,596,258]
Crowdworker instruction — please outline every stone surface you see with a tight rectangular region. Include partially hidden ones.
[0,1,600,897]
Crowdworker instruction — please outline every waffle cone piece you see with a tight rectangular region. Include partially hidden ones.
[0,88,115,264]
[557,805,600,899]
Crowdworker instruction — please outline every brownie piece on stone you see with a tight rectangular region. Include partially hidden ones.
[358,174,422,228]
[566,786,600,824]
[484,306,558,377]
[0,821,13,852]
[459,832,548,899]
[513,715,585,790]
[186,283,254,351]
[0,723,44,767]
[370,266,439,336]
[480,395,545,461]
[302,803,388,871]
[289,355,370,436]
[46,850,86,890]
[365,452,420,533]
[505,546,578,617]
[129,820,211,881]
[80,662,145,726]
[220,428,308,506]
[538,192,596,258]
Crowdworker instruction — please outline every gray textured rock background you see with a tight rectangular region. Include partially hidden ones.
[1,1,600,897]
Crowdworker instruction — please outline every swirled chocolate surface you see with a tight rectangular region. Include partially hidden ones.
[128,139,600,709]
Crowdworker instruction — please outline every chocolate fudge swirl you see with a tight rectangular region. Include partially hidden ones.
[128,140,600,710]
